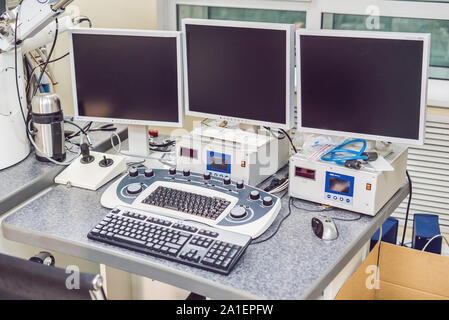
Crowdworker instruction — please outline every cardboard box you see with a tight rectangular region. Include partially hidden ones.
[336,242,449,300]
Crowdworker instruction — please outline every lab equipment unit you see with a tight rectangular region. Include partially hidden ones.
[176,126,290,186]
[0,0,75,169]
[100,167,282,238]
[55,147,127,191]
[413,214,442,254]
[289,145,408,216]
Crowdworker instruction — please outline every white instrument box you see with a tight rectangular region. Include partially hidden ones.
[289,145,408,216]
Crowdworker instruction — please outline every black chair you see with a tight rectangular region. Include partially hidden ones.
[0,252,106,300]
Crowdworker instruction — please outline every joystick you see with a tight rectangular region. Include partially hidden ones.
[99,155,114,168]
[80,143,95,164]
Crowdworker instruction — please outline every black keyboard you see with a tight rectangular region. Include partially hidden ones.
[141,186,231,220]
[87,206,251,275]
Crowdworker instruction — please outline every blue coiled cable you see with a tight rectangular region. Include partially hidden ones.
[321,139,368,166]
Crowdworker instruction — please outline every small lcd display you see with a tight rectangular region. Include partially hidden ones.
[295,167,316,180]
[207,151,231,174]
[180,147,198,159]
[210,156,228,172]
[329,177,351,195]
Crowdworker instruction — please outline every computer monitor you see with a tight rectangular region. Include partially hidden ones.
[297,30,430,145]
[182,19,295,130]
[69,28,184,156]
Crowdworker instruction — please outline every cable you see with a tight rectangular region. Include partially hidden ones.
[64,119,92,145]
[421,234,449,252]
[264,126,286,140]
[14,2,29,128]
[292,199,333,213]
[400,170,413,247]
[321,139,368,169]
[250,197,293,245]
[30,18,59,99]
[73,16,92,28]
[320,213,362,222]
[26,52,69,94]
[279,129,297,153]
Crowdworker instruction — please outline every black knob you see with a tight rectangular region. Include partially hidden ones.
[230,206,247,219]
[204,172,211,180]
[263,196,273,206]
[144,169,154,178]
[236,180,244,189]
[183,169,190,177]
[99,155,114,168]
[250,190,260,201]
[224,177,231,185]
[80,143,94,164]
[169,168,177,175]
[126,183,142,195]
[129,167,138,177]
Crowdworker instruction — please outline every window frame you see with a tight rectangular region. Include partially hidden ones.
[160,0,449,108]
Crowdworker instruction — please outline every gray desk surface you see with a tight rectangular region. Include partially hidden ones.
[0,122,127,215]
[1,157,409,299]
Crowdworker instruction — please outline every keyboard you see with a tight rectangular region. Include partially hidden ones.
[142,186,231,220]
[88,206,251,275]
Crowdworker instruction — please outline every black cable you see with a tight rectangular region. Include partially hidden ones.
[64,120,89,140]
[279,129,297,153]
[65,121,92,140]
[26,52,69,93]
[14,2,28,128]
[74,16,92,28]
[400,170,413,247]
[250,197,293,245]
[264,126,286,140]
[31,18,59,97]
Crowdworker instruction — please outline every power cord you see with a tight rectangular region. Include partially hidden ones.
[421,234,449,252]
[400,170,413,247]
[250,197,293,245]
[292,198,333,213]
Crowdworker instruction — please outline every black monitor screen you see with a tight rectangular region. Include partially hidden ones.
[300,35,425,141]
[185,24,288,126]
[72,33,180,123]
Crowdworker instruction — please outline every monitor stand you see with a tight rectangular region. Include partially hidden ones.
[128,125,150,158]
[124,125,172,169]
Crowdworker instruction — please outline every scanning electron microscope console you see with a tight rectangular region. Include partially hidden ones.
[101,167,281,239]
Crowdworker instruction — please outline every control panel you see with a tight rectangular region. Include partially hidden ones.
[100,167,282,238]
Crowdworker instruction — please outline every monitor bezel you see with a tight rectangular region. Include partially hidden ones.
[296,29,430,145]
[182,18,295,130]
[69,28,184,128]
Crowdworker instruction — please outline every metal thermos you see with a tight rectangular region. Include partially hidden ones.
[31,93,66,162]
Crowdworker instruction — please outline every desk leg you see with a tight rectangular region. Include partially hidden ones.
[322,241,370,300]
[100,264,132,300]
[130,275,191,300]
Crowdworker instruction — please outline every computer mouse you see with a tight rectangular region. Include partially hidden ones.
[311,217,338,241]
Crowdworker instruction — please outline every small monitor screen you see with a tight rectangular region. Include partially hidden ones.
[72,33,180,123]
[299,34,425,141]
[185,23,288,126]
